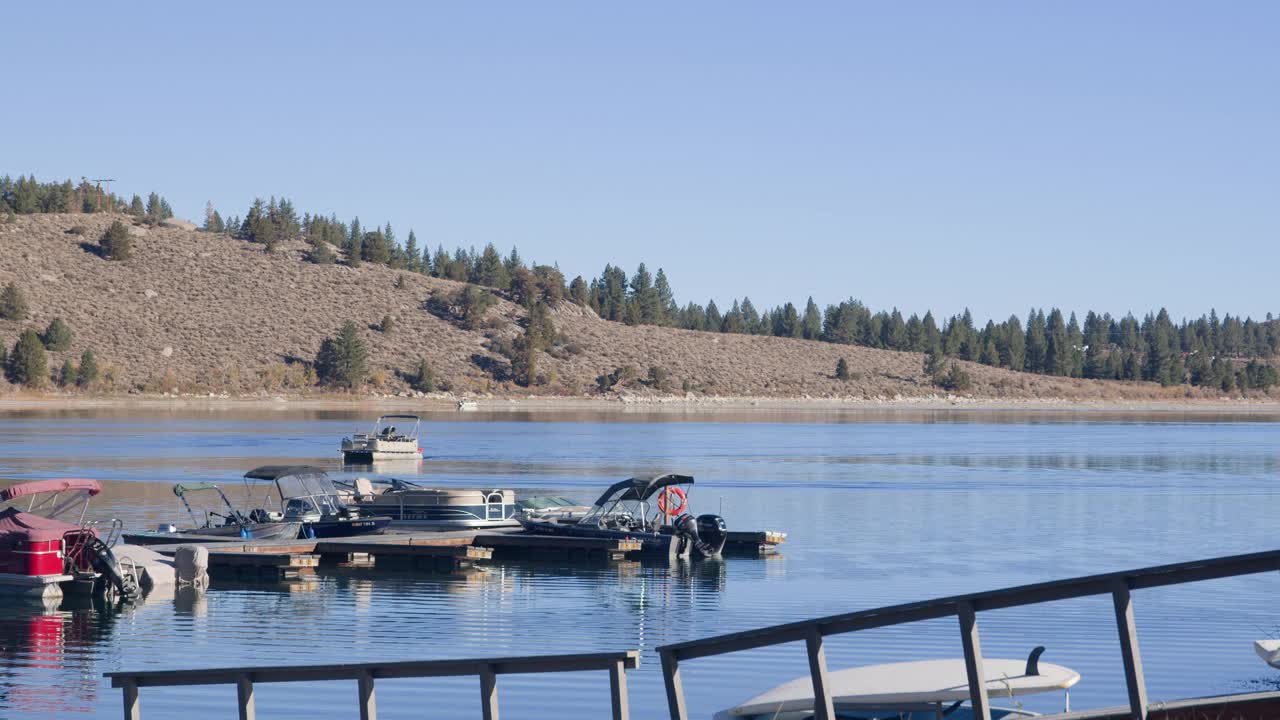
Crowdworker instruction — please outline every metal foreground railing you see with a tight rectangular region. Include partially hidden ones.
[105,650,639,720]
[656,548,1280,720]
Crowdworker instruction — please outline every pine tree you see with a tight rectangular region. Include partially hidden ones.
[475,244,509,289]
[702,300,721,331]
[404,230,420,273]
[100,220,132,261]
[835,357,850,381]
[58,359,77,387]
[1045,308,1070,376]
[344,218,363,267]
[409,357,436,392]
[8,330,47,388]
[569,276,590,305]
[628,263,659,324]
[76,349,99,388]
[41,318,72,351]
[802,298,822,340]
[315,321,368,389]
[361,230,391,264]
[129,195,145,217]
[653,269,676,325]
[0,282,28,320]
[1024,309,1047,373]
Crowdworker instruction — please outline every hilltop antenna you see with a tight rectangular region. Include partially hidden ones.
[82,177,116,211]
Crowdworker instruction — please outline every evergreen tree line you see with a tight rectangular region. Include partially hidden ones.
[213,189,1280,393]
[571,264,1279,391]
[0,175,173,224]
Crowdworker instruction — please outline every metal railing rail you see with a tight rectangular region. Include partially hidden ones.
[656,547,1280,720]
[106,649,639,720]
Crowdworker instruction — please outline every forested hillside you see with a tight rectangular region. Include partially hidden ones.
[0,174,1275,401]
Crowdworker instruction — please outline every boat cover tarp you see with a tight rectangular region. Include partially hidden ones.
[1,478,102,502]
[725,658,1079,716]
[0,507,82,544]
[592,474,694,507]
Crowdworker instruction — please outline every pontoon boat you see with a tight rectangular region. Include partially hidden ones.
[715,647,1078,719]
[243,465,390,538]
[341,415,424,463]
[0,479,135,600]
[518,473,727,560]
[343,477,519,529]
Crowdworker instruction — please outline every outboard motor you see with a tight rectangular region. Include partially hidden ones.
[696,514,728,557]
[673,513,728,559]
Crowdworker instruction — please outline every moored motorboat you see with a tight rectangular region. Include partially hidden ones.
[121,483,301,545]
[343,477,519,529]
[714,647,1078,719]
[0,479,136,600]
[243,465,390,538]
[341,415,424,464]
[518,473,727,560]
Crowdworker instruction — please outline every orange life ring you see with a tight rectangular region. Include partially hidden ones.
[656,486,687,516]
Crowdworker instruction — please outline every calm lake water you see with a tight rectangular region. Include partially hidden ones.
[2,407,1279,719]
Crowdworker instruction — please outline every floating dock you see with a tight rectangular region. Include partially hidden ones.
[136,526,784,580]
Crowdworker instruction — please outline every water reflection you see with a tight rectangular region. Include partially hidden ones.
[0,599,121,716]
[1,409,1279,719]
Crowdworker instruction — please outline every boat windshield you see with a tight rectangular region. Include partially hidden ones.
[578,474,694,529]
[274,470,345,516]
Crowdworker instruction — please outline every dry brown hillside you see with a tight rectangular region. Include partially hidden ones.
[0,213,1244,402]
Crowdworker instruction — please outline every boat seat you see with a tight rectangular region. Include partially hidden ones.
[353,477,375,501]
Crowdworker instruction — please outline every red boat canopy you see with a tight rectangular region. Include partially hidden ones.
[0,479,102,502]
[0,507,81,543]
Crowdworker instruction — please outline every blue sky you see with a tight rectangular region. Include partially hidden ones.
[4,2,1277,323]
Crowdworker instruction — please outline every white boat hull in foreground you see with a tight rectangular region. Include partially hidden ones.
[715,656,1078,720]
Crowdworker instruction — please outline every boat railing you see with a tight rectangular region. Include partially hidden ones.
[106,649,640,720]
[655,547,1280,720]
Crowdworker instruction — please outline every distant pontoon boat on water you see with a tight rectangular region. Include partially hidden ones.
[715,647,1078,719]
[341,415,423,464]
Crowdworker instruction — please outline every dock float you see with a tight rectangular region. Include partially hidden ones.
[203,551,318,581]
[475,533,641,563]
[722,530,787,556]
[136,526,784,582]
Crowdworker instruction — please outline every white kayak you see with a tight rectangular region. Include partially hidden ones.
[1254,640,1280,669]
[717,656,1079,719]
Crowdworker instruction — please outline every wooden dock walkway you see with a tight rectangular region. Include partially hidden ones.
[136,526,784,579]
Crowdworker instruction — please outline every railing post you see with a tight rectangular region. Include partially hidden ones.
[1111,578,1148,720]
[659,649,688,720]
[805,626,836,720]
[479,664,498,720]
[957,600,991,720]
[121,677,140,720]
[358,669,377,720]
[609,658,630,720]
[236,673,255,720]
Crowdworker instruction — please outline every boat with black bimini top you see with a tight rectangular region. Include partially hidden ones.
[341,415,424,464]
[517,473,728,560]
[714,646,1078,719]
[243,465,391,539]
